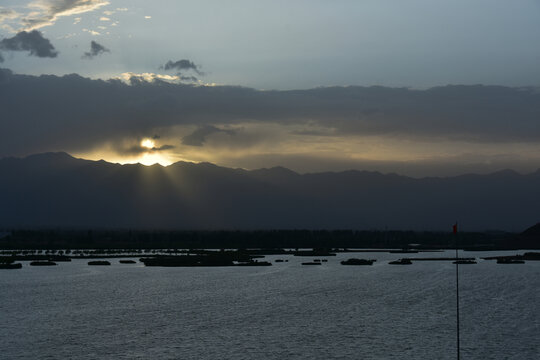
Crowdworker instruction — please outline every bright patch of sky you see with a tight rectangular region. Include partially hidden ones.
[1,0,539,89]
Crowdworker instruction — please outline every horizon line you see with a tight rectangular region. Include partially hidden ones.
[3,151,540,179]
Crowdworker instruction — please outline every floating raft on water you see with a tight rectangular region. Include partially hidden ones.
[341,258,375,265]
[30,261,57,266]
[88,261,111,266]
[388,258,412,265]
[236,261,272,266]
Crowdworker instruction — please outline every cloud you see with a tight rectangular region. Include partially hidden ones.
[162,59,202,75]
[155,144,174,151]
[82,40,109,59]
[56,32,76,39]
[0,7,19,20]
[179,75,198,82]
[21,0,110,30]
[215,151,540,178]
[115,72,183,84]
[0,7,20,28]
[113,141,175,155]
[0,7,20,32]
[82,28,100,35]
[0,30,58,58]
[182,125,236,146]
[99,16,109,21]
[2,72,540,176]
[0,53,3,63]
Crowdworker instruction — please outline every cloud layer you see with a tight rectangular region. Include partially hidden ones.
[1,70,540,176]
[182,125,235,146]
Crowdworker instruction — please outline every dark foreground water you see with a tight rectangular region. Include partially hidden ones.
[1,250,539,359]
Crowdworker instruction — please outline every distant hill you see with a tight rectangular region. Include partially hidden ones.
[521,223,540,238]
[0,153,539,231]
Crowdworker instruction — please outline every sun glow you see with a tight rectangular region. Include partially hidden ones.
[137,152,173,166]
[141,139,155,149]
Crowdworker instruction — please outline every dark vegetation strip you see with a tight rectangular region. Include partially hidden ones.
[0,229,530,251]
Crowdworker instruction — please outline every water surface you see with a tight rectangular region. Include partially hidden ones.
[1,250,538,359]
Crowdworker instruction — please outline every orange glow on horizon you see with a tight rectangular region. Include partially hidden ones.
[75,149,178,167]
[136,152,173,166]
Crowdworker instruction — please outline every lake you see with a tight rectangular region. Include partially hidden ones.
[1,250,538,359]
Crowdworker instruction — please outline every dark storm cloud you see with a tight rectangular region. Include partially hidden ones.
[82,41,110,59]
[161,59,202,75]
[179,75,198,82]
[0,30,58,58]
[0,52,3,63]
[1,72,540,157]
[182,125,236,146]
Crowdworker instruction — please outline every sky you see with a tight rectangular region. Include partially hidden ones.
[1,0,540,177]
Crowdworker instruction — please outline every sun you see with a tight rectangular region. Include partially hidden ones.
[141,138,155,149]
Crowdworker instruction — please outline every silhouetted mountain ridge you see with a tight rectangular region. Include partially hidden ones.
[521,223,540,237]
[0,153,539,231]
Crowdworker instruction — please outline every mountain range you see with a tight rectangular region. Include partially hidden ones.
[1,152,539,231]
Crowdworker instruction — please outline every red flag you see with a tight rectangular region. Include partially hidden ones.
[453,222,458,234]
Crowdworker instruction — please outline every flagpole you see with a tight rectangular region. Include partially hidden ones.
[454,222,460,360]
